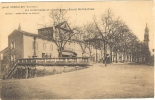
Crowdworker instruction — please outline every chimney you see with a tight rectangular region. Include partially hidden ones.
[18,23,21,31]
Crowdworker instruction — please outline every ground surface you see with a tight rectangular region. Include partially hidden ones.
[1,63,154,99]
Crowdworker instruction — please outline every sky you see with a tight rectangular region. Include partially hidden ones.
[0,1,154,53]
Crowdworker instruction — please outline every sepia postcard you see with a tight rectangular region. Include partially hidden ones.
[0,1,154,99]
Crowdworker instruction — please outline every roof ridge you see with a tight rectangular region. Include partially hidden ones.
[19,30,37,35]
[0,47,9,53]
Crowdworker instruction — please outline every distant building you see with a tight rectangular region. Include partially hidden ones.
[0,47,9,70]
[144,23,149,49]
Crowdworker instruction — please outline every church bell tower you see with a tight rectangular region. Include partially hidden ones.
[144,23,149,49]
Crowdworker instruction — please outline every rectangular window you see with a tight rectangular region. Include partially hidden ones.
[46,53,48,58]
[50,44,53,51]
[11,42,15,49]
[43,43,46,51]
[11,55,13,61]
[49,53,52,58]
[13,55,15,61]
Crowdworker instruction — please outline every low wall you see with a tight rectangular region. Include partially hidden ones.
[10,65,87,79]
[3,57,91,79]
[36,66,84,77]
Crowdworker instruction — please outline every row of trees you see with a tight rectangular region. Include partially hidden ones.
[40,8,151,64]
[74,9,150,64]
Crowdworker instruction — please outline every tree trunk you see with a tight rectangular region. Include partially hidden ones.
[89,51,91,56]
[96,48,97,62]
[132,53,134,62]
[110,48,112,63]
[89,51,92,61]
[104,41,107,66]
[113,54,114,62]
[123,51,125,62]
[58,50,62,57]
[116,51,117,63]
[130,53,132,62]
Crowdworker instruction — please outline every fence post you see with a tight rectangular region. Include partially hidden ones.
[44,59,46,67]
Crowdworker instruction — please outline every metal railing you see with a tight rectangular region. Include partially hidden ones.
[5,61,18,79]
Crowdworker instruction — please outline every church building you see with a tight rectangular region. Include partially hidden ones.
[143,23,149,49]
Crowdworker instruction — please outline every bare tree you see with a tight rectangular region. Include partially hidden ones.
[83,22,100,59]
[72,26,88,56]
[38,9,77,57]
[93,9,116,66]
[73,24,97,58]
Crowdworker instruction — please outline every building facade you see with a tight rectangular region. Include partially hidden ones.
[4,22,102,67]
[2,22,150,69]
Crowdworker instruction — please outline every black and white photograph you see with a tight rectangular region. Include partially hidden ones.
[0,1,154,99]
